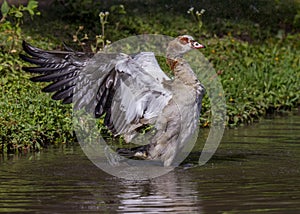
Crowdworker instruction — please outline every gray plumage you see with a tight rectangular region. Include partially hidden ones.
[20,35,206,166]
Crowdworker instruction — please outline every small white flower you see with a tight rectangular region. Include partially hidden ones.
[187,7,194,14]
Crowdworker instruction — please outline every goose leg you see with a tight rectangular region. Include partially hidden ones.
[116,144,150,159]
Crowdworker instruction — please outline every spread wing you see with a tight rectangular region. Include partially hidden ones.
[133,52,170,83]
[20,41,94,104]
[20,42,172,139]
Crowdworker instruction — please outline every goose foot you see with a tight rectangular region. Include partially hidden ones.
[117,145,150,159]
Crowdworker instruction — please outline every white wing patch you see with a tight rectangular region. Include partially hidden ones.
[110,54,172,137]
[133,52,170,83]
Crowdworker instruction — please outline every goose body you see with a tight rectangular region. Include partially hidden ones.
[20,35,206,166]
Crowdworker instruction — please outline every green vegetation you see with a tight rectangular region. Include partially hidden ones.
[0,0,73,153]
[0,0,299,153]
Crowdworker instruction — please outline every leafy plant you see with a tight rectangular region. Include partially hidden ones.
[71,4,126,52]
[0,0,40,52]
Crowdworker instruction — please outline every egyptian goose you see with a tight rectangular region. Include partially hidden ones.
[20,35,206,166]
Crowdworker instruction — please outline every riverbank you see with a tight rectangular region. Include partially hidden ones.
[0,0,299,152]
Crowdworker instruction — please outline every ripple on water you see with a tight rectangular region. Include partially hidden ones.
[0,112,300,213]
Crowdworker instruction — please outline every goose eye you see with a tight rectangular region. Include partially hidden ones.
[192,41,205,49]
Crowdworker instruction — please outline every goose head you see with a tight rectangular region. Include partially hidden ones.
[166,35,205,59]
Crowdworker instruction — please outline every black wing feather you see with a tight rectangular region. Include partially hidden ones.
[21,41,93,104]
[52,88,71,101]
[29,69,74,82]
[42,76,77,93]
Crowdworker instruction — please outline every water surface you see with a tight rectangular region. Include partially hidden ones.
[1,111,299,213]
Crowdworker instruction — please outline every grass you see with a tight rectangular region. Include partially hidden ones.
[211,36,300,125]
[0,0,299,153]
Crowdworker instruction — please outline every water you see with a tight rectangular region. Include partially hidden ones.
[1,111,300,213]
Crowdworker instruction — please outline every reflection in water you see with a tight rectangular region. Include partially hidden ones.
[0,111,300,213]
[0,147,203,213]
[116,172,202,213]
